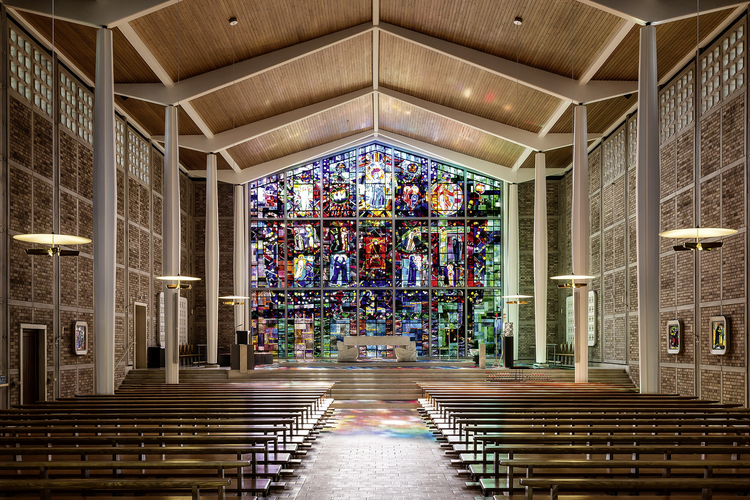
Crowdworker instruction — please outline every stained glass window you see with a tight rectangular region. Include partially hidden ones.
[286,162,320,217]
[358,143,393,217]
[394,149,429,217]
[467,289,502,357]
[359,220,392,287]
[429,161,464,217]
[250,221,285,288]
[323,150,357,217]
[250,173,283,218]
[431,290,465,358]
[323,290,357,357]
[431,220,465,287]
[467,219,503,287]
[396,290,429,356]
[251,291,285,357]
[395,220,429,287]
[359,289,394,358]
[287,221,320,287]
[288,290,320,360]
[466,172,502,217]
[245,141,503,360]
[323,220,356,287]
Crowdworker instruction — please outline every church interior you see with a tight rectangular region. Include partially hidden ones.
[1,0,750,498]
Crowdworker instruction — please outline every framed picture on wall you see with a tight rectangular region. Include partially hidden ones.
[74,321,88,356]
[667,320,681,354]
[710,316,728,355]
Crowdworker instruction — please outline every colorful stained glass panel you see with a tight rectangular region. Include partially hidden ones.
[288,290,321,360]
[323,220,356,287]
[431,220,465,287]
[359,220,393,287]
[467,289,502,357]
[431,289,465,357]
[358,144,393,217]
[250,173,283,218]
[395,220,429,287]
[467,172,503,217]
[251,291,285,357]
[394,149,428,217]
[358,289,394,358]
[250,220,285,288]
[396,289,429,356]
[287,221,320,287]
[323,290,357,357]
[429,161,464,217]
[467,219,502,287]
[322,150,357,217]
[286,162,320,217]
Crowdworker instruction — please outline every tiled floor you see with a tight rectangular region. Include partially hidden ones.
[270,408,484,500]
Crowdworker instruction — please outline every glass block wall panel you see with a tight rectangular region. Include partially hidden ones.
[250,220,285,288]
[286,162,320,218]
[659,66,694,144]
[323,220,356,287]
[287,221,320,287]
[323,290,357,357]
[322,150,357,217]
[395,220,429,287]
[394,149,429,217]
[722,22,745,98]
[127,128,150,184]
[358,289,394,358]
[396,289,429,356]
[358,143,393,217]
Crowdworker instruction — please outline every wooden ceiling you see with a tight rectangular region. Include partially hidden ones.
[11,0,746,175]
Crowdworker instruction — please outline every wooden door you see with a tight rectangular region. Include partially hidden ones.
[135,304,148,369]
[22,331,39,404]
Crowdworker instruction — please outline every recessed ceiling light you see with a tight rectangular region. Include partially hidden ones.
[229,17,238,26]
[513,17,523,26]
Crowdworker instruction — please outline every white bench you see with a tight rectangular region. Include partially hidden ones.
[337,336,417,362]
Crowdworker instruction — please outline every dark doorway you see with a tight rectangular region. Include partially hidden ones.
[21,330,40,404]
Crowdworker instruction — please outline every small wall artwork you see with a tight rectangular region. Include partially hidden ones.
[710,316,728,355]
[74,321,88,355]
[667,320,681,354]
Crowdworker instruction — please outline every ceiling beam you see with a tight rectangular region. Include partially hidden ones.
[373,0,380,132]
[115,23,373,105]
[379,22,637,104]
[379,87,601,150]
[579,0,746,25]
[512,148,534,171]
[538,100,570,138]
[118,14,242,173]
[4,0,175,29]
[579,19,636,85]
[156,87,375,151]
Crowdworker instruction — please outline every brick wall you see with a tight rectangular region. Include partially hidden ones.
[192,181,235,354]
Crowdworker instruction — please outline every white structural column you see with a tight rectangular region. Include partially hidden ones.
[572,105,589,383]
[636,25,660,393]
[507,183,520,360]
[533,153,548,364]
[234,185,246,332]
[205,154,219,365]
[163,105,180,384]
[93,28,116,395]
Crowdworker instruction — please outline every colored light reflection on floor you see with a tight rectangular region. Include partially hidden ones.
[330,409,432,438]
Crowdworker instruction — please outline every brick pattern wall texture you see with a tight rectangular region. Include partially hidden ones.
[657,25,748,406]
[4,82,196,404]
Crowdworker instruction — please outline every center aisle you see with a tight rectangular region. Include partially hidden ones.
[281,408,481,500]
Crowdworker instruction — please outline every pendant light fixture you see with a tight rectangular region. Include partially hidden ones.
[13,0,91,257]
[551,274,595,289]
[502,294,532,305]
[659,1,737,252]
[219,295,249,306]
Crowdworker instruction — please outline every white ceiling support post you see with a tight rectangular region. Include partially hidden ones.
[636,25,660,393]
[234,185,247,333]
[533,152,548,364]
[507,183,520,362]
[163,105,181,384]
[93,28,117,395]
[205,154,219,366]
[572,105,589,383]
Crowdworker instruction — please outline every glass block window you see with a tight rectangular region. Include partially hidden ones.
[603,126,626,185]
[722,23,745,98]
[127,128,150,184]
[628,115,637,170]
[9,26,33,102]
[660,67,693,144]
[701,46,721,114]
[32,47,53,116]
[115,118,126,171]
[59,71,78,134]
[77,86,93,144]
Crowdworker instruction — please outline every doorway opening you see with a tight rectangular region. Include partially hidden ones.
[20,324,47,405]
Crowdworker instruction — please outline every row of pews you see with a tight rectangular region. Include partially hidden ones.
[0,380,335,498]
[417,381,750,499]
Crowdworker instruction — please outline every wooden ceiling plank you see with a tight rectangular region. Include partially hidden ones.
[512,148,534,171]
[4,0,175,29]
[579,19,636,84]
[115,23,374,105]
[161,87,375,152]
[539,100,572,138]
[378,87,601,151]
